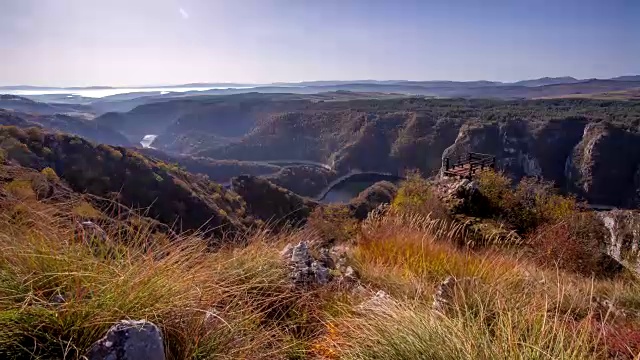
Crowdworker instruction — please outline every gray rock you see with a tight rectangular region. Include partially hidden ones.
[49,293,66,305]
[319,248,335,269]
[283,241,334,286]
[597,210,640,275]
[311,260,330,284]
[344,266,356,280]
[291,241,311,266]
[88,320,165,360]
[78,221,109,243]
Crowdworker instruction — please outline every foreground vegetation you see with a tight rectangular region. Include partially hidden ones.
[0,168,639,359]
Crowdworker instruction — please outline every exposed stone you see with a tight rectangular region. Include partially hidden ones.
[341,265,360,285]
[597,210,640,274]
[77,220,109,244]
[284,241,332,286]
[49,293,66,305]
[311,260,330,284]
[291,241,311,265]
[344,266,356,279]
[318,248,335,269]
[518,153,542,177]
[566,122,640,207]
[88,320,165,360]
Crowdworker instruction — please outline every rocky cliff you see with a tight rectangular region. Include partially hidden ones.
[598,210,640,274]
[566,123,640,207]
[442,117,640,207]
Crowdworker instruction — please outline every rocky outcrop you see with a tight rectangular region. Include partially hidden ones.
[442,119,587,181]
[281,241,359,286]
[598,210,640,274]
[88,320,165,360]
[566,123,640,207]
[441,117,640,208]
[281,241,331,285]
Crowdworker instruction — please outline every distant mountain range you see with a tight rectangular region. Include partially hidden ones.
[1,76,638,120]
[2,75,639,91]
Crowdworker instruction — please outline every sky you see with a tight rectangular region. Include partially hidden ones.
[0,0,638,87]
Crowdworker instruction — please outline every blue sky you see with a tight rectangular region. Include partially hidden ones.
[0,0,638,86]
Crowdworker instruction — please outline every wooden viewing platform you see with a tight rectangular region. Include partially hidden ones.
[443,152,496,179]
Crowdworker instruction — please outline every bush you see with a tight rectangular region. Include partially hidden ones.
[392,170,448,219]
[475,170,514,214]
[476,171,578,233]
[528,212,620,277]
[5,179,35,199]
[307,205,359,244]
[25,127,44,143]
[41,167,59,182]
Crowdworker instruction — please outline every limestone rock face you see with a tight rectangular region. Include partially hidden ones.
[442,119,588,183]
[598,210,640,274]
[565,123,640,207]
[88,320,165,360]
[440,117,640,208]
[281,241,360,286]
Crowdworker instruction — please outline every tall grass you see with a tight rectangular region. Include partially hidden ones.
[353,208,521,298]
[0,194,321,359]
[323,208,638,360]
[331,296,602,360]
[1,175,639,359]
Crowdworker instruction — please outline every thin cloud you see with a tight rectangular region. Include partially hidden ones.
[179,7,189,19]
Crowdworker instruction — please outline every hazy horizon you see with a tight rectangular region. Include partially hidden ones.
[1,0,638,87]
[3,75,640,90]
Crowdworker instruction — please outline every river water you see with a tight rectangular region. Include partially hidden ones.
[140,135,158,148]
